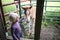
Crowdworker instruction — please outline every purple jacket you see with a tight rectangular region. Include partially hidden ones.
[11,18,24,40]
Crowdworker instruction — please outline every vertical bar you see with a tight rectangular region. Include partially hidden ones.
[0,7,7,40]
[45,0,47,22]
[0,0,6,26]
[0,0,7,32]
[18,0,21,18]
[0,0,7,40]
[30,0,32,6]
[34,0,44,40]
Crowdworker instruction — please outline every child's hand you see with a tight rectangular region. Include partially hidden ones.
[16,38,18,40]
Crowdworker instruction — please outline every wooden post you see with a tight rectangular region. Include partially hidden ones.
[34,0,44,40]
[0,0,7,40]
[0,0,7,32]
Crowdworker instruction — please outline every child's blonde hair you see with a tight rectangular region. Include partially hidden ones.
[9,12,19,22]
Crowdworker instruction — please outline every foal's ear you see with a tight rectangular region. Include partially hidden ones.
[29,6,32,9]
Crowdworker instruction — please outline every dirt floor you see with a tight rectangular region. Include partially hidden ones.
[29,7,60,40]
[40,25,60,40]
[21,25,60,40]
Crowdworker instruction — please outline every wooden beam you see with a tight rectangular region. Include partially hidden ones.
[34,0,44,40]
[2,1,19,6]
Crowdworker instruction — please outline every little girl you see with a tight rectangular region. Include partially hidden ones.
[9,13,23,40]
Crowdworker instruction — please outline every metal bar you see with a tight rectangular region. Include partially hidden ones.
[0,0,7,30]
[46,11,60,12]
[47,1,60,2]
[0,1,7,31]
[34,0,44,40]
[4,14,9,16]
[0,0,7,40]
[3,1,59,7]
[44,6,60,7]
[40,0,60,2]
[19,0,22,18]
[2,1,27,6]
[2,1,19,6]
[44,0,47,23]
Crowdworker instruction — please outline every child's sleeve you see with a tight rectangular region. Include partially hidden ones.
[19,18,24,23]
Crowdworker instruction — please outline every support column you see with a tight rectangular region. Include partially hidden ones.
[34,0,44,40]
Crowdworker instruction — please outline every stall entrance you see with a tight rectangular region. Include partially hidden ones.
[0,0,44,40]
[1,0,36,40]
